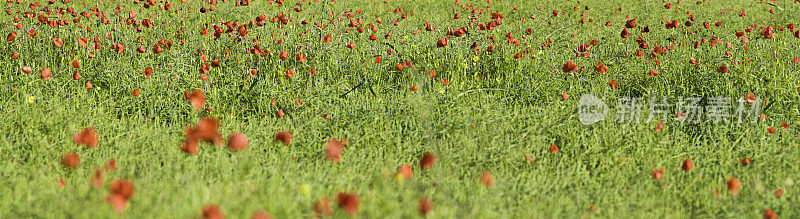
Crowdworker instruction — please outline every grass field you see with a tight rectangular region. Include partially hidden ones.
[2,0,800,217]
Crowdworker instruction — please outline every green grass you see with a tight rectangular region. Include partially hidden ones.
[2,0,800,217]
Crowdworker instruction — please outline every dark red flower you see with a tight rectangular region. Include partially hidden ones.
[595,62,609,73]
[274,131,292,146]
[562,61,577,73]
[396,163,413,180]
[420,152,436,170]
[202,204,224,219]
[717,65,728,73]
[185,89,206,110]
[227,133,249,151]
[418,197,432,215]
[110,179,135,200]
[727,177,741,194]
[313,198,332,217]
[651,167,665,180]
[336,192,360,216]
[480,171,495,188]
[682,159,693,172]
[73,127,99,148]
[61,152,80,168]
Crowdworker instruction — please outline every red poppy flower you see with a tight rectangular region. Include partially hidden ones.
[326,138,347,162]
[106,194,127,213]
[185,89,206,110]
[682,159,693,172]
[21,66,32,74]
[72,71,80,80]
[647,70,658,76]
[61,152,80,168]
[132,89,140,96]
[562,61,577,73]
[595,62,609,73]
[717,65,728,73]
[774,188,783,198]
[480,171,495,188]
[396,163,413,180]
[91,168,104,188]
[40,68,52,81]
[52,38,63,47]
[6,31,16,42]
[549,145,559,153]
[143,67,153,78]
[420,152,436,170]
[295,53,306,63]
[313,198,332,217]
[202,204,224,219]
[620,28,630,39]
[764,209,777,219]
[727,177,741,194]
[251,211,273,219]
[625,19,637,28]
[745,93,756,103]
[181,138,199,155]
[74,127,99,148]
[227,133,249,151]
[761,25,775,39]
[106,158,117,171]
[336,192,360,216]
[651,167,664,180]
[185,117,222,146]
[436,37,447,47]
[608,80,618,89]
[276,65,292,77]
[418,198,432,215]
[767,127,776,133]
[274,131,292,146]
[110,179,134,200]
[323,34,332,43]
[58,177,66,187]
[85,81,93,89]
[249,69,257,77]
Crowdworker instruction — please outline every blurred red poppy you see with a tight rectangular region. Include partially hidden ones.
[227,133,249,151]
[562,61,577,73]
[336,192,360,216]
[682,159,693,172]
[274,131,292,146]
[727,177,741,194]
[251,211,273,219]
[185,89,206,110]
[74,127,99,148]
[313,198,332,217]
[420,152,436,170]
[480,171,495,188]
[651,167,664,180]
[181,138,200,155]
[40,68,52,81]
[396,163,413,180]
[418,197,432,215]
[202,204,224,219]
[61,152,80,168]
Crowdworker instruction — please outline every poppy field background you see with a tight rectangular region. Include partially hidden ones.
[2,0,800,217]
